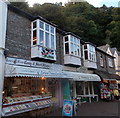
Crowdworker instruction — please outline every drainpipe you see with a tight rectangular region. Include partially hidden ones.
[0,1,7,117]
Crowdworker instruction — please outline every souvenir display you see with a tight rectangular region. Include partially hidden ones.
[2,77,55,117]
[2,96,52,116]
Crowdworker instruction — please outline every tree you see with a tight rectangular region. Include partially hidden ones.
[9,0,29,12]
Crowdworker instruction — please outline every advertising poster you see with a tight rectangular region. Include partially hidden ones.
[62,100,73,116]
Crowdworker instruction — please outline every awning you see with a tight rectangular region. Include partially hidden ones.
[5,64,72,79]
[95,70,120,81]
[69,71,101,81]
[5,64,101,81]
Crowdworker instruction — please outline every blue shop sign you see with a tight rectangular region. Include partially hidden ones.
[62,100,73,116]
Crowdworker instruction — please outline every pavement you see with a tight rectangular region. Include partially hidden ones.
[3,100,120,118]
[47,100,120,117]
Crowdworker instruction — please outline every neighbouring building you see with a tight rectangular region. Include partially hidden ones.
[111,48,120,76]
[95,45,120,99]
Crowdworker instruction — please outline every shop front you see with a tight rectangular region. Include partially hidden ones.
[69,74,101,103]
[2,57,101,116]
[95,70,119,100]
[2,57,73,117]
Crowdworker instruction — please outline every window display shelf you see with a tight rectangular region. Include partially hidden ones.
[3,96,52,106]
[2,96,53,116]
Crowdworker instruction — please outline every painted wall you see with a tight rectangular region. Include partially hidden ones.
[0,1,7,117]
[61,80,71,100]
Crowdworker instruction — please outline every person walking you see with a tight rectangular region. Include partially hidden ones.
[113,89,119,100]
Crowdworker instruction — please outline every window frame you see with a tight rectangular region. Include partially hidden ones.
[83,44,96,62]
[64,35,81,57]
[31,19,56,50]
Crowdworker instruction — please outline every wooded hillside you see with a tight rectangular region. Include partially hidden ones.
[10,1,120,50]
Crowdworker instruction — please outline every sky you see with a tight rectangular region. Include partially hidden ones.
[27,0,120,7]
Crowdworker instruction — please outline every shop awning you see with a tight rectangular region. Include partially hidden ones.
[95,70,120,81]
[5,64,72,79]
[70,72,101,81]
[5,64,101,81]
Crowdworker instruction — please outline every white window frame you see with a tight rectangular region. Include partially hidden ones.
[31,19,56,50]
[64,35,81,57]
[83,44,96,62]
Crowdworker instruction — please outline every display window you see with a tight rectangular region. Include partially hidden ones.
[2,77,59,117]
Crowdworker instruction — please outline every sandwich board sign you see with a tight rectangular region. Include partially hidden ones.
[62,100,73,116]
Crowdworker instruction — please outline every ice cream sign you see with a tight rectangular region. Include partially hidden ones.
[62,100,73,116]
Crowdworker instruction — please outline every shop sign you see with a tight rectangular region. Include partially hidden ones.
[62,100,73,116]
[6,57,52,69]
[5,64,72,78]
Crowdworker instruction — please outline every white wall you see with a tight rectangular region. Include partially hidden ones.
[84,60,97,69]
[64,55,81,66]
[0,1,7,117]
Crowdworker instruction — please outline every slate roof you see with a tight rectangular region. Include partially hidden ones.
[97,44,110,52]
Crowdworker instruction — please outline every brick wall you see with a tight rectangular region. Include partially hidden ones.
[96,50,115,74]
[5,10,31,60]
[5,9,65,66]
[55,32,64,65]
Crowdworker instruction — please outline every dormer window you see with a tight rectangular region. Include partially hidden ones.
[64,35,81,57]
[31,19,56,60]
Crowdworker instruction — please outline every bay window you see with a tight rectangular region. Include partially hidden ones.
[63,34,81,66]
[31,19,56,60]
[32,20,56,50]
[64,35,81,57]
[83,44,96,62]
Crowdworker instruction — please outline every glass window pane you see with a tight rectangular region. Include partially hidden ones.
[73,44,76,55]
[51,27,54,34]
[84,44,87,49]
[65,36,68,42]
[39,30,44,46]
[65,43,69,54]
[39,21,44,29]
[77,39,80,44]
[51,35,54,49]
[45,24,49,31]
[71,43,74,54]
[75,44,77,55]
[92,54,94,61]
[70,36,73,42]
[77,46,80,56]
[89,53,91,60]
[33,30,37,45]
[85,50,88,60]
[75,37,77,44]
[45,32,49,48]
[33,22,36,29]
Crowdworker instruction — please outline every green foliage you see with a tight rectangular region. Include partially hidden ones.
[9,2,120,51]
[9,0,29,12]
